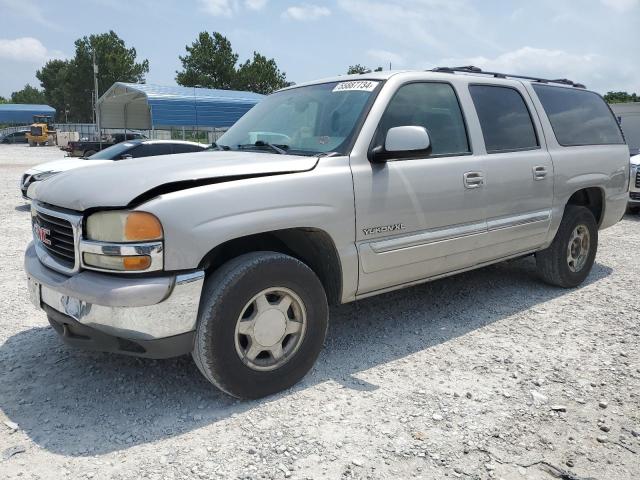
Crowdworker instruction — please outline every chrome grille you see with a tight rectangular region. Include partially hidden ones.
[635,170,640,188]
[32,204,82,274]
[630,192,640,200]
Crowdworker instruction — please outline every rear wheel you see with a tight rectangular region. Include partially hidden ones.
[536,205,598,288]
[193,252,328,399]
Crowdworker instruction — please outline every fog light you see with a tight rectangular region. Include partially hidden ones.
[83,253,151,271]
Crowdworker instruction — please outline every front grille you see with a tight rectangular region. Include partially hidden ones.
[33,210,76,268]
[630,192,640,200]
[635,170,640,188]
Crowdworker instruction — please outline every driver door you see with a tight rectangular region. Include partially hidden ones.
[350,81,489,294]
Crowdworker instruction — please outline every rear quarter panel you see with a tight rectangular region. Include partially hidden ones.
[523,83,629,242]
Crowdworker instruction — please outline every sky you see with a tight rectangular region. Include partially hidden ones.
[0,0,638,99]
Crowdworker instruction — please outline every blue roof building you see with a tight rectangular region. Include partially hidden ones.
[97,83,264,129]
[0,104,56,124]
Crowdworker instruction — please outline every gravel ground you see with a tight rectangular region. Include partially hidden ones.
[0,144,638,480]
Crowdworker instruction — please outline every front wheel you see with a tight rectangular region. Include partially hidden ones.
[536,205,598,288]
[192,252,328,399]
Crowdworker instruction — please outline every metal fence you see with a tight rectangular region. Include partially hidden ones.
[1,123,228,144]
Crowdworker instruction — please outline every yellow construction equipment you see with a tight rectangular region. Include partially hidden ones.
[25,115,56,146]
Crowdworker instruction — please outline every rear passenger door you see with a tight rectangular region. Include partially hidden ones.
[469,84,554,257]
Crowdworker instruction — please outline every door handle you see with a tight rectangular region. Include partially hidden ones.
[463,171,484,189]
[533,166,548,180]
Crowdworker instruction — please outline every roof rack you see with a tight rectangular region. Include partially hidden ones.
[431,66,586,89]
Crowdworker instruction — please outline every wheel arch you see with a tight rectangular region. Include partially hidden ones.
[566,186,604,226]
[197,227,343,305]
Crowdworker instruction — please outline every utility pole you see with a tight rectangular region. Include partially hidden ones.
[93,49,101,148]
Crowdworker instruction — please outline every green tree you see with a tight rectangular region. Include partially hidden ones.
[235,52,288,94]
[176,32,238,89]
[0,96,8,104]
[36,59,70,120]
[604,91,639,104]
[64,31,149,122]
[347,64,383,74]
[176,32,287,94]
[10,84,47,104]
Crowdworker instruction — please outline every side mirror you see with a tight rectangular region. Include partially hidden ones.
[120,154,133,160]
[369,126,432,163]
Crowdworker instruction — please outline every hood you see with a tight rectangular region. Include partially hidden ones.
[631,154,640,166]
[31,151,319,211]
[26,158,112,175]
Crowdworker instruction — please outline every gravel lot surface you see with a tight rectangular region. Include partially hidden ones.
[0,144,638,480]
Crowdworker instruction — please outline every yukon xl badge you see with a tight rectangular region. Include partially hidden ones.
[362,223,406,236]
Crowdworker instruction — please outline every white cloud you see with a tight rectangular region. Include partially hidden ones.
[600,0,638,12]
[0,37,64,63]
[366,49,405,68]
[245,0,267,10]
[439,46,639,94]
[282,4,331,21]
[198,0,238,17]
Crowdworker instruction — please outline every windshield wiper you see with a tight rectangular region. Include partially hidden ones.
[209,142,231,151]
[238,141,289,155]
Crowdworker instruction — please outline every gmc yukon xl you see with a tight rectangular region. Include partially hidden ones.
[25,68,630,398]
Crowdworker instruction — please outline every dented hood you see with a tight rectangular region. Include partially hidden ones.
[31,151,319,211]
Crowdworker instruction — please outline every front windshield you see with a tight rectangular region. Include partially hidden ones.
[217,80,381,155]
[87,142,135,160]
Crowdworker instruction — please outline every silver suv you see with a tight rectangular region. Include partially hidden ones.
[25,67,629,398]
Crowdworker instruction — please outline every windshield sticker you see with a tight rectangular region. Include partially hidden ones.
[333,81,379,93]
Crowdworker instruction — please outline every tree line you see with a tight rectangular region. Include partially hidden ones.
[0,31,290,123]
[2,30,636,123]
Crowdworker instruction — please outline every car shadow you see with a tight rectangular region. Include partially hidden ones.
[0,256,613,456]
[14,204,30,212]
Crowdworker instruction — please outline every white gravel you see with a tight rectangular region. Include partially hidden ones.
[0,143,639,479]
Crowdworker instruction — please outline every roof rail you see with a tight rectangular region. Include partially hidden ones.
[431,66,586,89]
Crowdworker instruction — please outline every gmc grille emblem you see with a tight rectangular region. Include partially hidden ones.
[34,223,52,246]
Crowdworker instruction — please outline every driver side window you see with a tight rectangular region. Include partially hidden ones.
[377,82,470,156]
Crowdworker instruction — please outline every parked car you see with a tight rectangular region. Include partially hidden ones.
[25,68,629,399]
[0,130,29,144]
[62,132,147,157]
[20,140,206,199]
[629,153,640,213]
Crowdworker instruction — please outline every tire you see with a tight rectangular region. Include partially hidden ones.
[536,205,598,288]
[193,251,329,399]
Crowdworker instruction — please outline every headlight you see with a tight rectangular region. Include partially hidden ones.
[31,171,58,182]
[86,211,163,242]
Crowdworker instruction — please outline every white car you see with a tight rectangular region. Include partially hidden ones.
[20,139,207,199]
[629,153,640,213]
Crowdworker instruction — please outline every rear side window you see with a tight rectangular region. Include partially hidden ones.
[469,85,539,153]
[533,85,624,146]
[130,143,173,158]
[377,82,470,156]
[172,143,205,154]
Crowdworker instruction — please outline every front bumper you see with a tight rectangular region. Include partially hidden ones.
[25,243,205,357]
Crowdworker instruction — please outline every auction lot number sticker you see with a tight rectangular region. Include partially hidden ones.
[333,81,379,92]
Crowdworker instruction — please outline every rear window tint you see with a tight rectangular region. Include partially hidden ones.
[469,85,539,153]
[532,85,624,146]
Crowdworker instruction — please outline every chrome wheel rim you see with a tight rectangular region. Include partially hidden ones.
[234,287,307,371]
[567,224,590,273]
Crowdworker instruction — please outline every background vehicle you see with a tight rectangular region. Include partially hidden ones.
[20,139,206,199]
[25,115,56,146]
[0,129,29,144]
[629,153,640,213]
[25,69,629,399]
[63,132,147,157]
